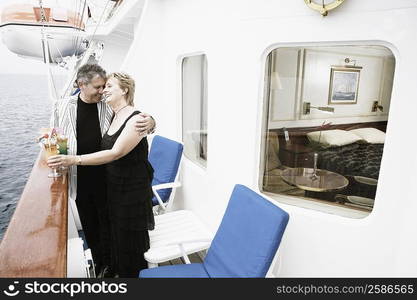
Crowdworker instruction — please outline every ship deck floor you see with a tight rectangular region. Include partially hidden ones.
[80,230,206,277]
[159,251,205,267]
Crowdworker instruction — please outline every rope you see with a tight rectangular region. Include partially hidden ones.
[48,66,59,100]
[74,0,88,56]
[49,34,64,63]
[39,0,47,23]
[62,0,113,98]
[71,0,78,54]
[38,0,49,64]
[38,0,60,101]
[82,0,112,53]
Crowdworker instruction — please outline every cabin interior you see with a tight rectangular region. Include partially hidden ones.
[260,45,393,216]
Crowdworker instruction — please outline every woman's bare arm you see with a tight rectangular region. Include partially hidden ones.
[47,115,145,167]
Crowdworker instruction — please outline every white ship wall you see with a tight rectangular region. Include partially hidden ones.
[121,0,417,276]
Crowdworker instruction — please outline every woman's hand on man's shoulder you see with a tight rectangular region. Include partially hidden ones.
[129,113,154,135]
[127,114,148,136]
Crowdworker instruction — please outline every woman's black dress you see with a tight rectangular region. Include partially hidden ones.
[101,111,155,278]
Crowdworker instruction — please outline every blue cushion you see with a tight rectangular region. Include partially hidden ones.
[203,184,289,277]
[139,263,209,278]
[148,136,183,205]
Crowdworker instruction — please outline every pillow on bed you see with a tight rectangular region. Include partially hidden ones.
[350,128,385,144]
[307,129,362,147]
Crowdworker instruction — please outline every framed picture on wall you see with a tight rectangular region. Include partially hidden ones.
[328,66,361,104]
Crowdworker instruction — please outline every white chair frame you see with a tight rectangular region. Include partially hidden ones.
[151,151,183,213]
[145,210,213,268]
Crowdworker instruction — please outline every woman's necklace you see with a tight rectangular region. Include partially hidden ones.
[114,105,129,120]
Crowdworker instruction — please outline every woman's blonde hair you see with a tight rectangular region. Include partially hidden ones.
[108,72,135,105]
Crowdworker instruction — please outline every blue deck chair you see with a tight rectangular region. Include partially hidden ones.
[139,184,289,278]
[148,135,183,212]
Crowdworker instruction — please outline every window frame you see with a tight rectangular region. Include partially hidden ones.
[179,52,208,169]
[257,42,396,219]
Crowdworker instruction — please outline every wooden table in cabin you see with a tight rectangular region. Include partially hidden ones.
[0,152,68,277]
[281,167,349,193]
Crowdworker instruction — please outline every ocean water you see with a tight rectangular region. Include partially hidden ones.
[0,74,51,240]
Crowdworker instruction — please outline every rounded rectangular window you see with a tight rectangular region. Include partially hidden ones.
[181,54,208,168]
[261,45,395,218]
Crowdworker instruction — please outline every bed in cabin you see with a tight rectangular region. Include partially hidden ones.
[317,142,383,180]
[311,126,386,180]
[266,121,387,203]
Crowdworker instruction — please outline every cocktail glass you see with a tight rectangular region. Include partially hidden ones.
[43,140,62,178]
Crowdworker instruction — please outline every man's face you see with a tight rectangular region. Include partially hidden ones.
[79,75,106,103]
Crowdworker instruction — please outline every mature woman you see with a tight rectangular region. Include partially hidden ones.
[48,72,154,277]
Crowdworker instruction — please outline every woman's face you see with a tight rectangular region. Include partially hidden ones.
[103,77,126,104]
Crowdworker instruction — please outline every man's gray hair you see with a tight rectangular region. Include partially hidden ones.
[76,64,106,86]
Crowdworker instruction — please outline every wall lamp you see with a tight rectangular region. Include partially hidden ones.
[303,102,335,115]
[371,100,384,112]
[344,57,361,68]
[344,57,357,65]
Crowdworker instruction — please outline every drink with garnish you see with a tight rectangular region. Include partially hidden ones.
[57,134,68,155]
[56,132,68,174]
[39,128,62,178]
